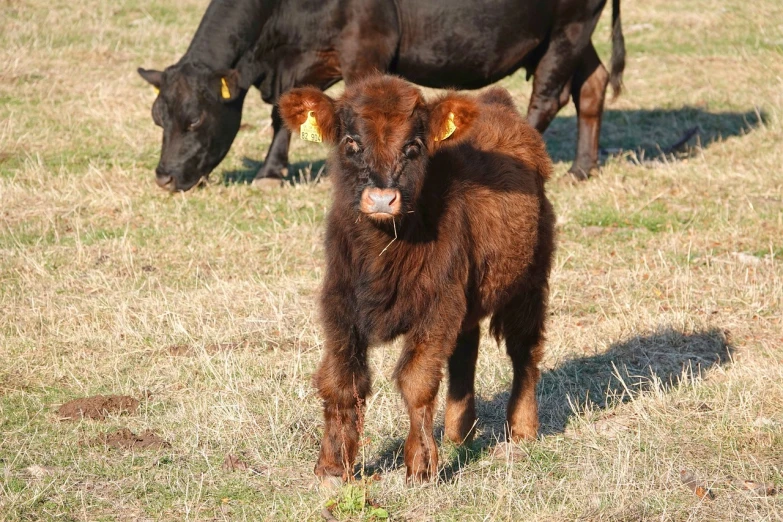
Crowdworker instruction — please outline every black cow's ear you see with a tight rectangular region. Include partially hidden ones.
[278,87,338,144]
[138,68,162,89]
[427,92,480,146]
[215,69,241,102]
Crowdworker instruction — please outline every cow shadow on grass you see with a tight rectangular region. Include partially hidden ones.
[221,158,327,186]
[362,327,733,483]
[545,106,765,165]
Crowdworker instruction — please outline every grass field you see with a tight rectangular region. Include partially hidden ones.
[2,0,783,520]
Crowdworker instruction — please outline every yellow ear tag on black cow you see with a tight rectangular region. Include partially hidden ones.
[300,111,322,143]
[220,78,231,99]
[434,112,457,142]
[153,86,160,96]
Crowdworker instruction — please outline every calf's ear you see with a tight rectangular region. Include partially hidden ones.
[427,93,480,146]
[278,87,338,144]
[215,69,241,102]
[138,68,162,94]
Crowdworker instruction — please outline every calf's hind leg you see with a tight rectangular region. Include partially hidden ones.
[445,326,480,444]
[494,289,547,441]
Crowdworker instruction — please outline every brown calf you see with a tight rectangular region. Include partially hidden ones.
[279,75,556,482]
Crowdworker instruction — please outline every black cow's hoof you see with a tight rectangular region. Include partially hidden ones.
[251,177,285,190]
[561,166,596,184]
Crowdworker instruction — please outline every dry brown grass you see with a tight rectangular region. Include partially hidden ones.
[1,0,782,520]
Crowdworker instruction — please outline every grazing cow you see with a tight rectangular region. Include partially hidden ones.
[139,0,624,192]
[278,75,555,481]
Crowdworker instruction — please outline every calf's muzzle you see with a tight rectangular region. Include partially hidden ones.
[360,188,401,218]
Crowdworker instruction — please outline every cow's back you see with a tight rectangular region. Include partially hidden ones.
[393,0,556,88]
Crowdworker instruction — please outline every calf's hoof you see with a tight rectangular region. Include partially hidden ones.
[444,412,477,445]
[507,424,538,443]
[405,468,434,484]
[404,452,437,484]
[315,475,344,496]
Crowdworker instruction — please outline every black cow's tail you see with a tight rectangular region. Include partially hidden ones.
[610,0,626,98]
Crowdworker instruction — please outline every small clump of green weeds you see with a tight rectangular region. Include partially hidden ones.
[325,482,389,521]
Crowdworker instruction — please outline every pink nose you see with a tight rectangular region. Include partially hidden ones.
[360,188,401,216]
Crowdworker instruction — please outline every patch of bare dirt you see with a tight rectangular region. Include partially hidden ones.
[206,341,250,354]
[222,454,250,472]
[57,395,139,421]
[167,341,250,356]
[680,469,716,500]
[91,428,170,450]
[222,453,267,475]
[24,464,58,478]
[167,344,192,356]
[588,412,638,439]
[582,225,610,237]
[727,476,777,496]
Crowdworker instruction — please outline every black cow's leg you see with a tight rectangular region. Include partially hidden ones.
[526,43,574,135]
[444,326,480,445]
[569,43,609,180]
[336,1,398,83]
[252,105,291,185]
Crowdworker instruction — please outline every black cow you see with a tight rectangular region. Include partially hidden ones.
[139,0,624,192]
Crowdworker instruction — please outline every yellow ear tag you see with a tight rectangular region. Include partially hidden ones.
[300,111,322,143]
[220,78,231,99]
[434,112,457,142]
[153,86,160,96]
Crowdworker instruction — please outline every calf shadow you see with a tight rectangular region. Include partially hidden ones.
[545,106,765,165]
[220,158,327,186]
[362,327,733,482]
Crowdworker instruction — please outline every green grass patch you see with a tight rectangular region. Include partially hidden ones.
[575,201,686,232]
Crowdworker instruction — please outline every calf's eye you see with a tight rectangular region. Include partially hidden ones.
[344,136,361,154]
[403,143,420,159]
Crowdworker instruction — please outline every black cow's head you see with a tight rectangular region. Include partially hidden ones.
[278,76,478,222]
[138,63,244,192]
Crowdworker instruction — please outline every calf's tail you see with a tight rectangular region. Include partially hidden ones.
[610,0,626,98]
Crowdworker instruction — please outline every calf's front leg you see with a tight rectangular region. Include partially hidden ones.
[313,331,369,480]
[395,337,451,482]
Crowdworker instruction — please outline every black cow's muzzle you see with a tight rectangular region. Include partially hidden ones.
[155,166,174,189]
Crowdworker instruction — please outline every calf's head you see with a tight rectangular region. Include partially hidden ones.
[278,76,478,221]
[138,63,243,192]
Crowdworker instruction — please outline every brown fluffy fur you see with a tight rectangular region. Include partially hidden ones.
[278,75,556,482]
